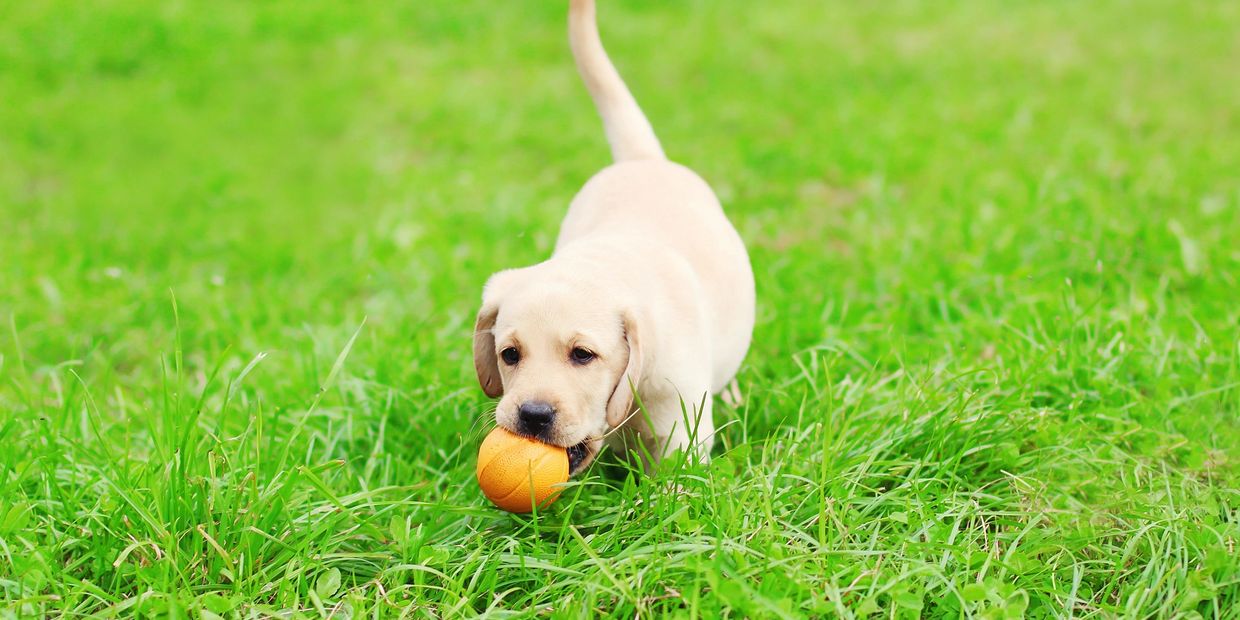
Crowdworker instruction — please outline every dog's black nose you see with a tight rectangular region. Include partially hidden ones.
[517,401,556,436]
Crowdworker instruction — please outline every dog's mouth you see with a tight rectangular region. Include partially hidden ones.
[567,440,593,475]
[502,423,598,475]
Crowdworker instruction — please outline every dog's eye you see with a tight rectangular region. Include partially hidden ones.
[500,347,520,365]
[570,347,595,365]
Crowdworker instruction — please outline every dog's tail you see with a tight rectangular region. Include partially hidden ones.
[569,0,665,162]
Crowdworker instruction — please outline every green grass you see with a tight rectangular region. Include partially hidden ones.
[2,0,1238,617]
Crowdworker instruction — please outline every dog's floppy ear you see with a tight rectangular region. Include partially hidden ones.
[473,300,502,398]
[606,310,644,427]
[473,271,517,398]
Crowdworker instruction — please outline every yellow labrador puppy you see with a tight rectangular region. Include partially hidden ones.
[473,0,754,474]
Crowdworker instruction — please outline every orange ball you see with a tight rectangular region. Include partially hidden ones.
[476,427,569,513]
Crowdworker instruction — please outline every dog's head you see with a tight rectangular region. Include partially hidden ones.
[473,267,642,474]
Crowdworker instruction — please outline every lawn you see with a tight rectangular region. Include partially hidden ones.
[2,0,1238,617]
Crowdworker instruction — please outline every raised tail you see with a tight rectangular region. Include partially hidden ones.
[569,0,665,162]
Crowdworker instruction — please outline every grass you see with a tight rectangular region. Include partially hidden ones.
[1,0,1238,617]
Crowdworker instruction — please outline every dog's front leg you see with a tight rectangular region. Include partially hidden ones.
[629,388,715,472]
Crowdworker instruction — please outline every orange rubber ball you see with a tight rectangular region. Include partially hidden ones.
[476,427,569,513]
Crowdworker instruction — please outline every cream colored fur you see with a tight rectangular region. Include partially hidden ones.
[473,0,755,473]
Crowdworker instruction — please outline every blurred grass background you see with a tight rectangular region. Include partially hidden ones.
[1,0,1238,617]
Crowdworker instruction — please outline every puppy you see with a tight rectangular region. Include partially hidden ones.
[473,0,754,474]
